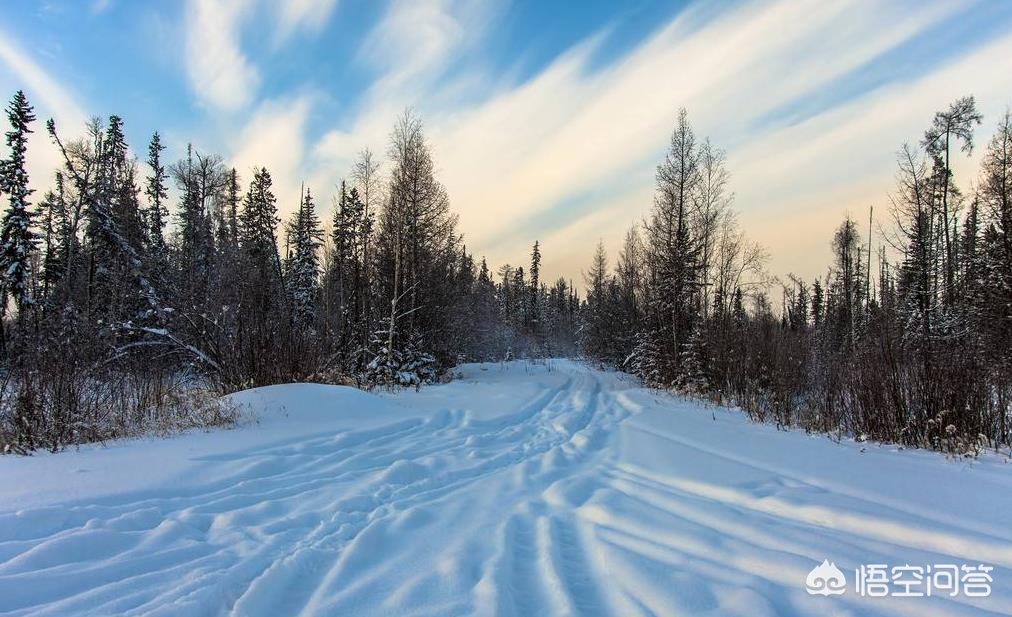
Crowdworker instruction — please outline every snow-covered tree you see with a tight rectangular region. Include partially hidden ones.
[0,90,38,320]
[239,166,282,309]
[286,187,323,328]
[144,132,168,258]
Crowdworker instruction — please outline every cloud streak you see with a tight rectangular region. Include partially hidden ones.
[184,0,259,112]
[297,0,994,284]
[5,0,1011,287]
[0,28,89,199]
[274,0,339,45]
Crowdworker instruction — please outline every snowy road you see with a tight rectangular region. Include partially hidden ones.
[1,360,1011,616]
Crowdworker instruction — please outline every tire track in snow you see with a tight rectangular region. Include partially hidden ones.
[0,363,626,616]
[7,361,1003,616]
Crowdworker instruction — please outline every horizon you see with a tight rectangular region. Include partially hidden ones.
[3,0,1012,287]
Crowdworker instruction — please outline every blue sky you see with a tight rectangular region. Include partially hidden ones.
[2,0,1012,283]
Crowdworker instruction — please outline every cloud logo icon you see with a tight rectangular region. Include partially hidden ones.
[806,560,847,595]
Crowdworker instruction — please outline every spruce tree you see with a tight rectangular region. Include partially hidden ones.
[288,187,323,328]
[980,111,1012,357]
[0,90,38,318]
[226,168,240,248]
[144,132,168,257]
[239,167,282,311]
[529,240,541,346]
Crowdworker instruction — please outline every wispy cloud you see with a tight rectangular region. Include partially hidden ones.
[360,0,470,92]
[305,0,498,194]
[0,28,89,195]
[727,29,1012,277]
[119,0,1012,283]
[4,0,1010,285]
[229,95,313,215]
[184,0,259,112]
[273,0,339,46]
[434,0,972,279]
[0,29,87,128]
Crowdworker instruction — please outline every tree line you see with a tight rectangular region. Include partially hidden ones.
[2,87,1010,456]
[0,92,577,452]
[580,99,1012,455]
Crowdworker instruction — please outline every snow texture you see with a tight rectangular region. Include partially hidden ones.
[1,360,1010,616]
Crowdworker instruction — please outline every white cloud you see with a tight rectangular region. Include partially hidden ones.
[726,30,1012,280]
[184,0,260,112]
[0,31,87,129]
[229,96,313,219]
[418,0,970,282]
[358,0,497,96]
[274,0,339,45]
[217,0,1010,286]
[359,0,460,92]
[302,0,499,217]
[0,29,89,197]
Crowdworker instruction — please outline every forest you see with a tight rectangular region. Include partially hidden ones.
[0,89,1009,456]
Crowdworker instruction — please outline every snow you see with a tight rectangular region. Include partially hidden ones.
[1,360,1011,616]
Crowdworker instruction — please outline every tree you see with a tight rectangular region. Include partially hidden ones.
[922,96,982,305]
[979,110,1012,357]
[0,90,38,323]
[172,146,225,302]
[226,168,241,249]
[695,139,732,316]
[640,108,703,381]
[372,110,459,376]
[614,226,644,355]
[351,149,381,336]
[811,278,824,327]
[582,241,612,361]
[827,216,864,350]
[239,167,283,311]
[144,132,168,257]
[287,187,323,328]
[327,181,369,359]
[529,240,541,343]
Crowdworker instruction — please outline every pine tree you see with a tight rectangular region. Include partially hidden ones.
[239,167,282,311]
[980,110,1012,357]
[351,149,381,347]
[172,146,224,302]
[893,143,938,352]
[529,240,541,340]
[582,241,611,361]
[811,278,824,328]
[512,265,526,334]
[472,257,498,358]
[226,168,240,248]
[327,181,370,359]
[103,116,145,252]
[287,187,323,328]
[144,132,168,257]
[615,227,643,357]
[0,90,38,320]
[828,217,864,350]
